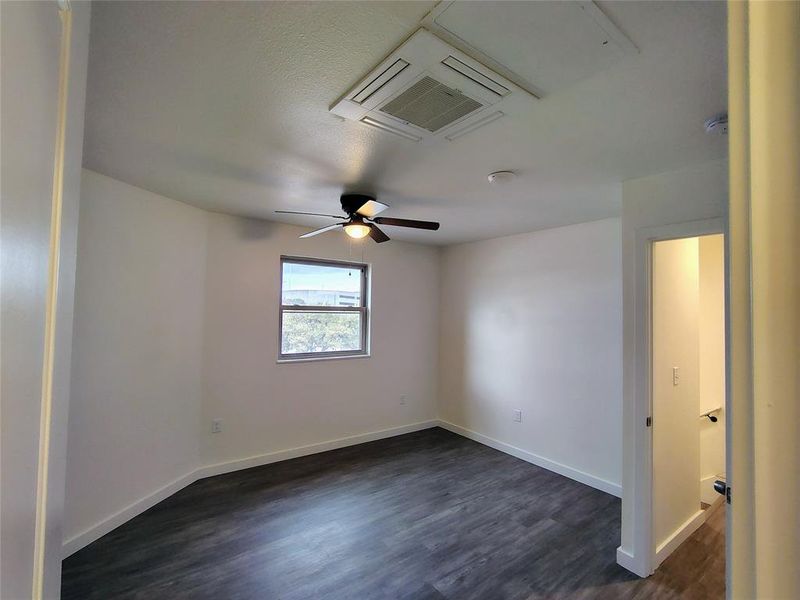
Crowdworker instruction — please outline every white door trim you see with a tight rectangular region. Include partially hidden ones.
[31,3,73,599]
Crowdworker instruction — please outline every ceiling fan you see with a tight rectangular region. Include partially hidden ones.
[275,194,440,243]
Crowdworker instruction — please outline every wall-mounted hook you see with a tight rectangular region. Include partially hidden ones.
[700,407,722,423]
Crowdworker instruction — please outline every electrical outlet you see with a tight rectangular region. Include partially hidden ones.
[400,395,407,405]
[513,409,522,423]
[211,419,222,434]
[673,367,680,386]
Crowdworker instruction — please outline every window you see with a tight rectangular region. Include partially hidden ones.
[279,257,369,361]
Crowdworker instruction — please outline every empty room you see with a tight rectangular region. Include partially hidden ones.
[2,1,798,599]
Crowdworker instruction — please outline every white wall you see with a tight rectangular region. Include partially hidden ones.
[201,214,440,466]
[64,172,440,551]
[698,235,725,504]
[65,170,207,543]
[0,2,90,597]
[652,237,701,548]
[618,158,727,573]
[438,218,623,494]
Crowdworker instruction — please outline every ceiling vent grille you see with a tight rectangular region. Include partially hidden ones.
[352,59,410,104]
[330,29,529,144]
[379,76,483,133]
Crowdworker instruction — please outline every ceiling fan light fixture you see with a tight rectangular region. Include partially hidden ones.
[344,222,371,239]
[277,193,439,243]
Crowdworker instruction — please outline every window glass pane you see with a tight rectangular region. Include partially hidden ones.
[281,311,362,355]
[281,261,362,306]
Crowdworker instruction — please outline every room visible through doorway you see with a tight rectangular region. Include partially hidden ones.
[651,234,726,577]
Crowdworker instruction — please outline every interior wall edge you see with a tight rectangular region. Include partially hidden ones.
[615,547,646,578]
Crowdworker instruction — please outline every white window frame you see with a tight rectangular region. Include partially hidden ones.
[278,256,370,362]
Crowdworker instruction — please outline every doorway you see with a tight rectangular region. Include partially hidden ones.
[651,234,726,573]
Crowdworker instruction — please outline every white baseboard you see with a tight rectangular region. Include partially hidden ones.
[62,470,197,558]
[64,419,620,558]
[654,508,707,567]
[62,420,438,558]
[437,420,622,497]
[195,420,439,479]
[616,546,650,578]
[617,506,713,578]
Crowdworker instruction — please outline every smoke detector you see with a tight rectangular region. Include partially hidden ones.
[330,29,529,144]
[487,171,515,184]
[704,113,728,135]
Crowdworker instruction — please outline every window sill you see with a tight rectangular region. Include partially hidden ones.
[276,353,371,364]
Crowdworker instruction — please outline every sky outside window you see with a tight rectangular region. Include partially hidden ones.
[281,262,362,307]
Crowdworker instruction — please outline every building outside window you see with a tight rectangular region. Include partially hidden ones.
[279,256,369,360]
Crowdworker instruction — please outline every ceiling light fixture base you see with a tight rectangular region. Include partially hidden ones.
[487,170,516,184]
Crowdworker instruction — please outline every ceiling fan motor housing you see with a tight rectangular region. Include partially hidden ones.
[341,194,376,215]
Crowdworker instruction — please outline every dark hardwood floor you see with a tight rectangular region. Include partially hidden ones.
[62,428,725,600]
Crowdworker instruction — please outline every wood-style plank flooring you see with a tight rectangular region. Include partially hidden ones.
[62,428,725,599]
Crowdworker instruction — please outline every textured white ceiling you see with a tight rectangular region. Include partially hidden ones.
[83,1,727,245]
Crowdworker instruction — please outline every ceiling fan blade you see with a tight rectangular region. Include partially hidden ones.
[299,223,343,238]
[368,224,390,243]
[341,194,389,218]
[275,210,345,219]
[355,199,390,218]
[372,217,440,231]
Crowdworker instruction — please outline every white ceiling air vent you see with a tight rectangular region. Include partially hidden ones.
[379,76,482,133]
[330,29,529,144]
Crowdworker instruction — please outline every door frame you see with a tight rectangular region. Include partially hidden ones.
[628,217,726,577]
[31,2,79,598]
